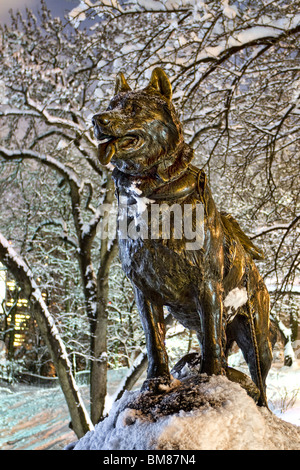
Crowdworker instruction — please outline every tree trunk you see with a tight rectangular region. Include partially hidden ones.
[89,176,118,424]
[31,301,93,438]
[89,288,108,424]
[89,236,118,424]
[273,316,296,367]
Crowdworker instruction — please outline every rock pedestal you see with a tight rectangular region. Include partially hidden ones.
[68,374,300,451]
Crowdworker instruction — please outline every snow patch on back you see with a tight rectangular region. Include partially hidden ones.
[224,287,248,320]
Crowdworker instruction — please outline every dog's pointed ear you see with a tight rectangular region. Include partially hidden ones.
[114,72,131,94]
[146,68,172,102]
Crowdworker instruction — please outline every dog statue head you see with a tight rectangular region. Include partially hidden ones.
[92,68,185,177]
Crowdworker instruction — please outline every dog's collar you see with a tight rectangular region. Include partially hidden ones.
[150,165,207,203]
[113,142,202,200]
[112,142,207,202]
[148,166,200,201]
[113,164,206,202]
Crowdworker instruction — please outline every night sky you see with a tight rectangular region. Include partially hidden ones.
[0,0,80,24]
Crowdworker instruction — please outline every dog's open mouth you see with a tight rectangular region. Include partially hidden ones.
[97,133,141,165]
[97,135,117,165]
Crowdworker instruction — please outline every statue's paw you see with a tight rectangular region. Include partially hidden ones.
[141,376,170,393]
[141,375,180,394]
[226,366,260,403]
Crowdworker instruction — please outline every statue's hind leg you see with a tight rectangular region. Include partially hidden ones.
[226,313,272,406]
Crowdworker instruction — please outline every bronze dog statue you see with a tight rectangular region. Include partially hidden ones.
[92,68,273,406]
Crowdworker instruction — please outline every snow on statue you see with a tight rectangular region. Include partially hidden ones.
[67,374,300,451]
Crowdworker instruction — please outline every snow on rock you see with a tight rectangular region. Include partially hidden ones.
[68,375,300,450]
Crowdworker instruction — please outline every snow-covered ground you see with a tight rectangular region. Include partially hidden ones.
[228,354,300,427]
[267,363,300,426]
[0,361,299,450]
[0,383,76,450]
[0,368,127,450]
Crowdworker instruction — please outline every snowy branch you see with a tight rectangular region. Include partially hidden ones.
[0,147,82,189]
[250,217,300,240]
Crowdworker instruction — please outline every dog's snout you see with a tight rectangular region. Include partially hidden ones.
[92,113,111,127]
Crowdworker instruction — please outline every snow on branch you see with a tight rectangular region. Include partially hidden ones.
[0,146,103,244]
[184,17,300,98]
[22,92,97,149]
[29,219,79,251]
[199,16,300,61]
[69,0,300,36]
[250,218,300,240]
[0,108,40,118]
[0,146,81,189]
[25,92,84,133]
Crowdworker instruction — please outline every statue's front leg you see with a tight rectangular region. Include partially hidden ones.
[197,281,225,376]
[134,286,170,390]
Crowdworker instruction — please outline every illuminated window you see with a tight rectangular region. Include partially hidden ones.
[0,265,32,348]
